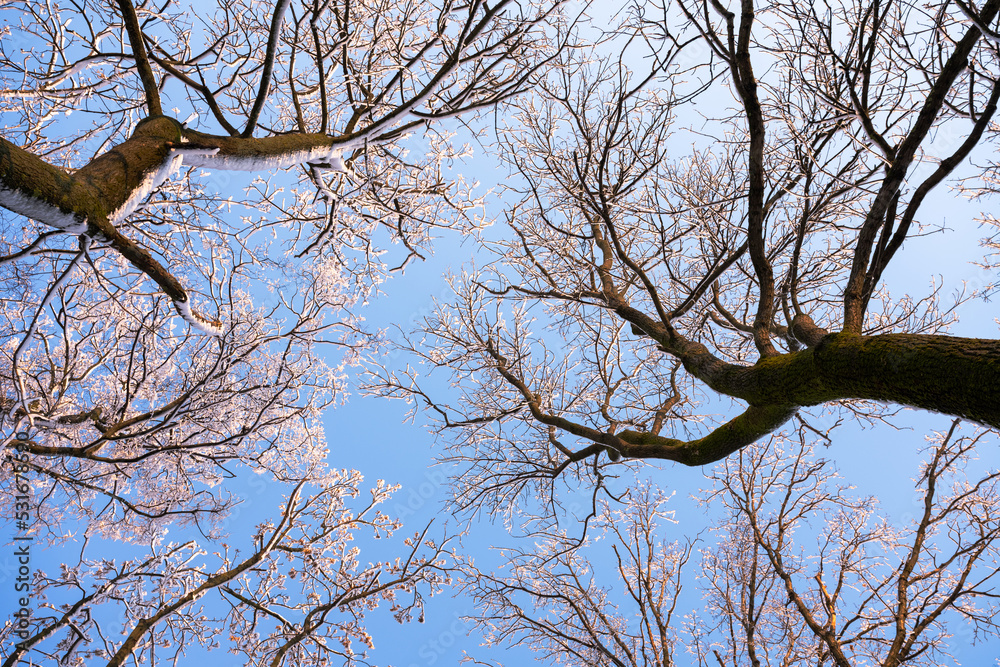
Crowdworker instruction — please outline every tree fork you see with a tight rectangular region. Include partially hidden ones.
[618,332,1000,466]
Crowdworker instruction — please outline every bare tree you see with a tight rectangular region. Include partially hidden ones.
[372,0,1000,525]
[2,472,454,666]
[462,483,692,666]
[0,0,567,663]
[461,423,1000,666]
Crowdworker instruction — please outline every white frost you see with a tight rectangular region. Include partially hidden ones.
[107,147,219,225]
[184,140,359,173]
[173,299,223,337]
[43,59,93,88]
[327,153,347,172]
[12,237,91,423]
[0,185,89,233]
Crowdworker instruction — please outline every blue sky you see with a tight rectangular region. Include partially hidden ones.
[2,111,998,667]
[309,136,1000,665]
[3,2,1000,664]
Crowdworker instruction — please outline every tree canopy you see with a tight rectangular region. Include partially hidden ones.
[3,0,1000,664]
[372,0,1000,663]
[380,0,1000,513]
[0,0,563,663]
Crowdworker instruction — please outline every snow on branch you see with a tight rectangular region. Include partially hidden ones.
[106,145,221,225]
[179,133,359,173]
[173,298,224,337]
[0,184,88,234]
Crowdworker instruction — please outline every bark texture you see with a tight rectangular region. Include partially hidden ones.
[616,332,1000,466]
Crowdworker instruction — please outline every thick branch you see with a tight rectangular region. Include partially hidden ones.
[180,128,353,169]
[618,403,798,466]
[674,332,1000,419]
[731,0,778,357]
[0,118,365,334]
[242,0,293,137]
[115,0,163,116]
[611,332,1000,465]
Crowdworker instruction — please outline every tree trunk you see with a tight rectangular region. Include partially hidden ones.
[730,332,1000,427]
[618,332,1000,466]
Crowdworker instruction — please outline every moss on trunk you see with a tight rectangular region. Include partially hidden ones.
[619,332,1000,466]
[810,332,1000,427]
[689,332,1000,429]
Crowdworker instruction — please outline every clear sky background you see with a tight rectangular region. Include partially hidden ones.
[1,132,997,666]
[306,131,1000,666]
[3,2,1000,664]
